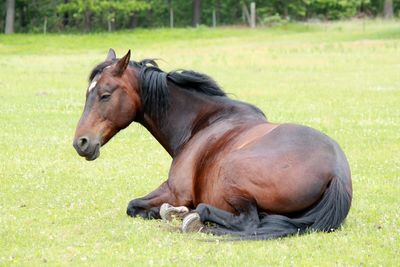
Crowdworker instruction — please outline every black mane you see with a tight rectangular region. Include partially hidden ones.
[89,59,227,123]
[139,60,226,123]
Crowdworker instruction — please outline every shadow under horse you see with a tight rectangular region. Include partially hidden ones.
[73,49,352,240]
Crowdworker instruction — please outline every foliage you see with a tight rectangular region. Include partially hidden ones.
[306,0,364,20]
[259,13,289,27]
[1,0,400,32]
[56,0,149,31]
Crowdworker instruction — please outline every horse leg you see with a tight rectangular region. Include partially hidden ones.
[159,203,190,221]
[183,202,260,235]
[127,181,177,219]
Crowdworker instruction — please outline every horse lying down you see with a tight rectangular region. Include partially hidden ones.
[73,49,352,240]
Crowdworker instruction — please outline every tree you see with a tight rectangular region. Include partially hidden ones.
[384,0,394,18]
[1,0,399,33]
[57,0,98,31]
[62,0,70,28]
[5,0,15,34]
[192,0,201,27]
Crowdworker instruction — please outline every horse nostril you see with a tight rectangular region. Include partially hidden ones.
[78,136,89,152]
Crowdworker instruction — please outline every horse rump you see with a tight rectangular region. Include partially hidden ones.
[214,175,352,241]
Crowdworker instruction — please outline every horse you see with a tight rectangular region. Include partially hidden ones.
[73,49,352,240]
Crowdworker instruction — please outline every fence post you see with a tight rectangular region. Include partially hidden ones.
[212,8,216,27]
[43,16,47,34]
[169,0,174,28]
[250,2,256,28]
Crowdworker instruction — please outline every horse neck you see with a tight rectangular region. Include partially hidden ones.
[139,84,227,157]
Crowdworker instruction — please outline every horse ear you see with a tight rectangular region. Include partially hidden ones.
[106,48,116,61]
[113,50,131,76]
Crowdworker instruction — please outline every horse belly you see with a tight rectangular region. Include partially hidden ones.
[222,124,337,214]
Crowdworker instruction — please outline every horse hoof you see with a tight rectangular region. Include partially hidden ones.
[160,203,189,221]
[182,213,204,233]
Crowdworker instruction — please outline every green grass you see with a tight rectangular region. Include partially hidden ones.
[1,20,399,266]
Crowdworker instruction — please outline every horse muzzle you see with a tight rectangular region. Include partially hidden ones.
[73,135,101,161]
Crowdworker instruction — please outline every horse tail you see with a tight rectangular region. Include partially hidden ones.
[230,175,352,240]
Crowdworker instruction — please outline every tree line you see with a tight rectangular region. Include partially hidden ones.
[3,0,399,34]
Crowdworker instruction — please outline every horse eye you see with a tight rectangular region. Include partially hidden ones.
[100,93,111,101]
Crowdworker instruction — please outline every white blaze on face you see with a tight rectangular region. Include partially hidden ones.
[88,74,100,93]
[88,80,97,92]
[87,66,111,93]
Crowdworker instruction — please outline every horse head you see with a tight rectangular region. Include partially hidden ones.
[73,49,141,160]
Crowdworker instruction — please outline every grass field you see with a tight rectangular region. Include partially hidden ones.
[1,20,399,266]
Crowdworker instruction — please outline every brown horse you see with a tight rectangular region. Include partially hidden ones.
[73,49,352,240]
